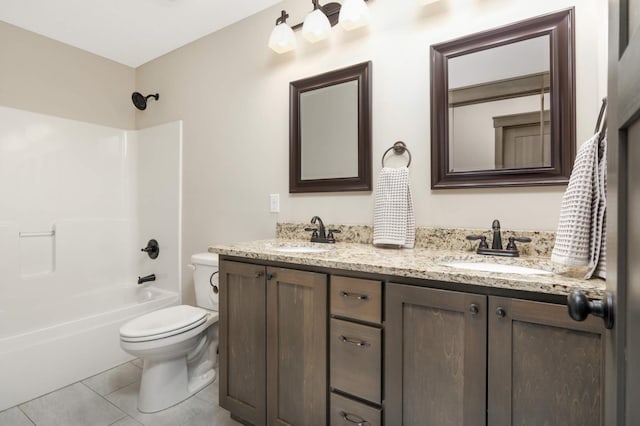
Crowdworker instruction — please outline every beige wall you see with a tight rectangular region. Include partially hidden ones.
[136,0,606,244]
[0,1,607,304]
[0,21,135,129]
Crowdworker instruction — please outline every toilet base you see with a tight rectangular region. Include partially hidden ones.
[138,356,216,413]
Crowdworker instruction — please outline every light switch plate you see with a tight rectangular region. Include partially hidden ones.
[269,194,280,213]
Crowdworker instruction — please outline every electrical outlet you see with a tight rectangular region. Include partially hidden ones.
[269,194,280,213]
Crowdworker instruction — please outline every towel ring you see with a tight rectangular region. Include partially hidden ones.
[382,141,412,167]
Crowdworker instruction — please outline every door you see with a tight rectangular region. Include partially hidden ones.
[266,267,327,426]
[607,0,640,423]
[385,283,487,426]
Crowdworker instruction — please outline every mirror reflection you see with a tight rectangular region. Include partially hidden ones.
[300,80,358,180]
[448,36,551,172]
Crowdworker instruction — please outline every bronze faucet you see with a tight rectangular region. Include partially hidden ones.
[467,219,531,257]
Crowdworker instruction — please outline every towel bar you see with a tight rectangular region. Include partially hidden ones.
[381,141,411,167]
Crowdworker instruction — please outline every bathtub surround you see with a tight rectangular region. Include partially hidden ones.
[0,107,182,411]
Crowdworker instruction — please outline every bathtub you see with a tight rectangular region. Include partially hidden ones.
[0,284,179,411]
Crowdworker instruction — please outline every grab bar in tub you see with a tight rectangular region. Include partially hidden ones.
[19,230,56,238]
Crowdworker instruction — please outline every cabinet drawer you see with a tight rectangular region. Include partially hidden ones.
[331,276,382,324]
[330,318,381,404]
[330,392,381,426]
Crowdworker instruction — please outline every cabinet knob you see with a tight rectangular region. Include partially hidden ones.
[567,290,614,329]
[495,307,506,318]
[255,272,264,278]
[469,304,479,315]
[339,411,369,426]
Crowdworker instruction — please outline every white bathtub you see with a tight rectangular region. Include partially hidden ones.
[0,284,179,411]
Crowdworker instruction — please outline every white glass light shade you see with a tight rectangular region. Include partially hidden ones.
[302,9,331,43]
[339,0,370,30]
[268,22,296,54]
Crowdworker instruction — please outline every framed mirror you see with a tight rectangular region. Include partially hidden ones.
[290,61,372,193]
[430,8,575,189]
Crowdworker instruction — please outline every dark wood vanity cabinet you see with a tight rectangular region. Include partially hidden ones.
[219,260,327,426]
[385,283,488,426]
[219,258,605,426]
[385,283,605,426]
[488,296,605,426]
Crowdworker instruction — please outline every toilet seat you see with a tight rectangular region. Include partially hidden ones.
[120,305,207,342]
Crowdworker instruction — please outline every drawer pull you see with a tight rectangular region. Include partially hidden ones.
[340,335,370,347]
[340,291,369,301]
[340,411,369,425]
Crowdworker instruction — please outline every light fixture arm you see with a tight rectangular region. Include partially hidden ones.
[276,10,289,25]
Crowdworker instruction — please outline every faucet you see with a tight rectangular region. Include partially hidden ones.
[138,273,156,285]
[305,216,341,243]
[311,216,326,239]
[491,219,503,250]
[466,219,531,257]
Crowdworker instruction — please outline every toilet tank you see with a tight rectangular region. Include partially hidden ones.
[191,252,219,312]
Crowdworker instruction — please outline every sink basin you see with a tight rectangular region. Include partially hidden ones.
[441,262,553,276]
[270,245,333,254]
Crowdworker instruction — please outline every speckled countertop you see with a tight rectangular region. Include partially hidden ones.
[208,238,606,299]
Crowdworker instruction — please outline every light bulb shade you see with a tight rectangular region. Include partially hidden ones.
[268,22,296,54]
[339,0,370,30]
[302,9,331,43]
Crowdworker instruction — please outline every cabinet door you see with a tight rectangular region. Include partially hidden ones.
[267,267,327,426]
[488,296,605,426]
[219,260,267,426]
[385,283,487,426]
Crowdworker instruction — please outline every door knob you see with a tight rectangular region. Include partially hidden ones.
[567,290,614,329]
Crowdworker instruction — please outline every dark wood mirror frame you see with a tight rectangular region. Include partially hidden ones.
[430,8,575,189]
[290,61,372,193]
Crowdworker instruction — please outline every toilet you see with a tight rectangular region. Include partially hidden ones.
[119,253,219,413]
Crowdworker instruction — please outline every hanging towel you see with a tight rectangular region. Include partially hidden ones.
[373,167,415,248]
[551,132,607,279]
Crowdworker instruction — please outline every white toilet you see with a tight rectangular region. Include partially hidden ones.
[120,253,219,413]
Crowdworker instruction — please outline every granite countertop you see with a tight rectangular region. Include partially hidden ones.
[208,239,606,298]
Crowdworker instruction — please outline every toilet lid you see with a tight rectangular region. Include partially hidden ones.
[120,305,207,339]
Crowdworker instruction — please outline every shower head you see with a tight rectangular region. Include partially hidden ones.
[132,92,159,110]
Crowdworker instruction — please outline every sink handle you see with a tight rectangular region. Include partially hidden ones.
[466,235,489,249]
[304,227,319,238]
[327,228,341,241]
[505,236,532,250]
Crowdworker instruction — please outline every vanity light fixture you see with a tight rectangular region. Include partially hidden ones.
[339,0,370,30]
[268,0,370,54]
[268,10,297,53]
[302,0,332,43]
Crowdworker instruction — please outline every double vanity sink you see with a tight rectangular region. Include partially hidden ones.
[212,238,604,298]
[210,233,607,426]
[271,242,553,275]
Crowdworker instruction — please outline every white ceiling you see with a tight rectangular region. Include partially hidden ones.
[0,0,282,68]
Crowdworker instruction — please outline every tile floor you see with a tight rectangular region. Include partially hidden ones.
[0,360,241,426]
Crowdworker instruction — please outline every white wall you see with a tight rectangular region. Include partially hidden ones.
[134,121,183,296]
[134,0,607,303]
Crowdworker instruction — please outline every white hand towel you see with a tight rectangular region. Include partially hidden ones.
[373,167,415,248]
[551,132,607,279]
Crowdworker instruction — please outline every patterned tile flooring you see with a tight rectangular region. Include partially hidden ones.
[0,360,240,426]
